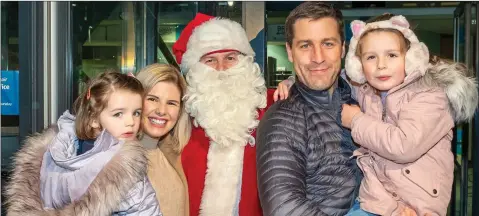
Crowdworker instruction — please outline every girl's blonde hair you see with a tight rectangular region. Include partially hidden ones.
[73,69,144,140]
[136,64,192,153]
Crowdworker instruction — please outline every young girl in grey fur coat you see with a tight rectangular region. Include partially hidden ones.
[5,71,162,216]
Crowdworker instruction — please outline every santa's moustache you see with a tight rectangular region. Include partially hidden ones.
[183,55,267,148]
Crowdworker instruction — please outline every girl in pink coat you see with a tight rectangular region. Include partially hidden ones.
[341,14,478,216]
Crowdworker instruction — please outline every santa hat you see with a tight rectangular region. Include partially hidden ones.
[345,15,430,84]
[172,13,255,73]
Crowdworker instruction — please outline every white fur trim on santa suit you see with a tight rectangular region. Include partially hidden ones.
[181,18,255,73]
[200,141,244,216]
[345,15,430,84]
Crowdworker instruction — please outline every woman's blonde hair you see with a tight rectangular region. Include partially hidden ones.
[73,69,144,140]
[136,63,192,153]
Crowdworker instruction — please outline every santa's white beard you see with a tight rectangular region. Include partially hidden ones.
[184,55,267,148]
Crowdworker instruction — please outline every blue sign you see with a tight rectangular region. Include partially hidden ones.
[1,70,19,115]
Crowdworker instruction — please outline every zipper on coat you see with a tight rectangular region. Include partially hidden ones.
[382,102,387,122]
[379,91,387,122]
[375,93,387,122]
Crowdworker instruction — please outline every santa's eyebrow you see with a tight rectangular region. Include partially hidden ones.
[226,51,245,57]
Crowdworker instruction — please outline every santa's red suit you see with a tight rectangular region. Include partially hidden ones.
[172,13,275,216]
[182,90,274,216]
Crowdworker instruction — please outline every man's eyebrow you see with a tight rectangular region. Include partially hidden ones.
[322,37,341,43]
[295,39,312,45]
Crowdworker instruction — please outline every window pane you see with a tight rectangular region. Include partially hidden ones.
[72,2,137,94]
[155,2,243,65]
[157,2,196,64]
[265,2,294,87]
[1,2,19,207]
[198,1,242,23]
[1,2,20,125]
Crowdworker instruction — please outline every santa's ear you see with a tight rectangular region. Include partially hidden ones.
[351,20,366,38]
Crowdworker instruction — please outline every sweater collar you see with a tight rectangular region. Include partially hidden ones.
[292,76,353,108]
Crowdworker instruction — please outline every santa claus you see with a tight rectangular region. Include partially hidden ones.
[172,13,275,216]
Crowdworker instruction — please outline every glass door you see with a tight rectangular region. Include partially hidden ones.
[452,2,479,216]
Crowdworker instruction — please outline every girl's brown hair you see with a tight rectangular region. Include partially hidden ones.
[73,69,144,140]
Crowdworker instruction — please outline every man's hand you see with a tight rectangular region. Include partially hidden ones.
[341,104,362,129]
[273,78,294,102]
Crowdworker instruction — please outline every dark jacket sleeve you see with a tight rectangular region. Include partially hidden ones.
[256,103,328,216]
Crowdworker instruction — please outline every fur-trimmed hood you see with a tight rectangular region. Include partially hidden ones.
[4,126,153,215]
[419,60,478,123]
[355,59,478,124]
[345,15,477,123]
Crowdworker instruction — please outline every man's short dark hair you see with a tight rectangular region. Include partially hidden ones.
[285,2,344,46]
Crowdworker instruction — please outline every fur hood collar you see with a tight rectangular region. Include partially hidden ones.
[418,60,478,123]
[4,126,149,216]
[357,59,478,124]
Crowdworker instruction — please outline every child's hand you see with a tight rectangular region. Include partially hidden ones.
[341,104,362,129]
[398,205,432,216]
[399,206,417,216]
[273,78,294,102]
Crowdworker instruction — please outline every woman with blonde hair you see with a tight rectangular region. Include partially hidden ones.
[136,63,192,216]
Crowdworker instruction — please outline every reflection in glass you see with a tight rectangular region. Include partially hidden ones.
[156,2,197,64]
[72,2,137,95]
[1,2,20,213]
[155,2,243,65]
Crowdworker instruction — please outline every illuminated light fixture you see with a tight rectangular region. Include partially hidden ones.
[441,2,459,6]
[227,1,234,7]
[403,3,417,7]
